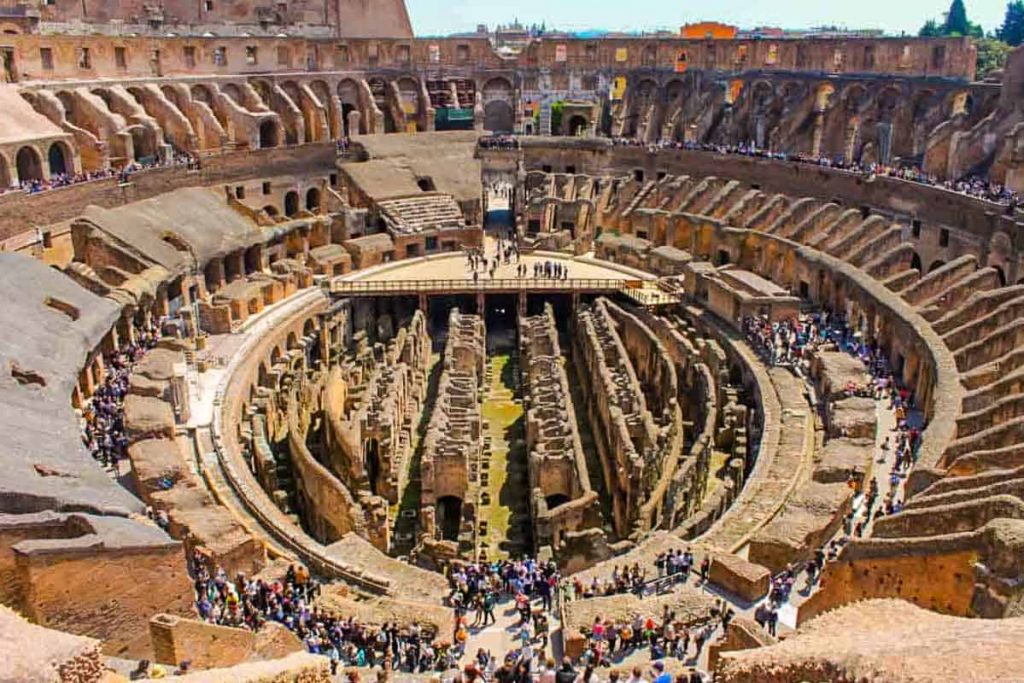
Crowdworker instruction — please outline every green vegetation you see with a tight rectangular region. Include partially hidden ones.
[919,0,983,37]
[975,37,1013,78]
[997,0,1024,46]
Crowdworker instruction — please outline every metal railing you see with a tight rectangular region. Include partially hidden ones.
[330,277,642,296]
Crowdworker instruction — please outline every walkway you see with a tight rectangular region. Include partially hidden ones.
[478,354,529,561]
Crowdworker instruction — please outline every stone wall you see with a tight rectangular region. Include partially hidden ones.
[519,304,606,568]
[149,613,303,670]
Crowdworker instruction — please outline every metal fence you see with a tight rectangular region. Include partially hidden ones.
[330,277,642,296]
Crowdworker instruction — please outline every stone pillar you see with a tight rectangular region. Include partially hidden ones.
[418,293,429,314]
[476,292,485,315]
[473,91,485,133]
[347,109,362,139]
[205,257,225,295]
[517,292,527,318]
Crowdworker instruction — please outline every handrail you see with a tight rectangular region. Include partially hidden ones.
[330,277,640,295]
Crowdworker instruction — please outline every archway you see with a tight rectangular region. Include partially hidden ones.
[483,100,514,133]
[364,439,380,496]
[284,191,299,217]
[567,115,588,136]
[259,119,279,148]
[437,496,462,541]
[305,187,321,212]
[910,251,922,273]
[47,142,69,177]
[341,103,356,136]
[15,146,42,184]
[263,205,279,219]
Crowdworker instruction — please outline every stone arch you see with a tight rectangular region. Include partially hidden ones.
[129,125,158,161]
[994,265,1007,286]
[258,361,270,387]
[567,114,588,136]
[221,82,242,104]
[287,331,298,349]
[250,80,273,108]
[750,80,775,111]
[305,187,321,212]
[337,78,363,135]
[191,84,215,105]
[664,78,688,102]
[259,119,279,148]
[284,190,299,217]
[0,151,10,187]
[875,85,902,121]
[262,205,279,219]
[15,145,43,183]
[270,345,283,366]
[841,83,871,114]
[910,251,922,273]
[47,140,72,176]
[483,100,514,133]
[303,318,316,337]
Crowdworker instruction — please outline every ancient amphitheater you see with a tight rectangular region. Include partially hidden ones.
[1,0,1024,681]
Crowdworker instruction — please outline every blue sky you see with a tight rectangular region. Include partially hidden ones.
[406,0,1007,37]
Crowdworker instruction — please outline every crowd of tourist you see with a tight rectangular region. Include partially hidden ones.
[479,135,520,150]
[11,153,201,195]
[741,307,923,621]
[608,136,1020,207]
[79,320,162,473]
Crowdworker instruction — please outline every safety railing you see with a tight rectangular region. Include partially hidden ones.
[330,277,641,296]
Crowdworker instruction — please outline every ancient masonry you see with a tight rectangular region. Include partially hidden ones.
[572,297,683,542]
[4,0,1024,679]
[417,308,486,561]
[519,304,606,569]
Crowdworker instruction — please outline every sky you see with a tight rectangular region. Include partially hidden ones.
[406,0,1008,37]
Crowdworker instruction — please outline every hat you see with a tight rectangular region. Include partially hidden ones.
[652,661,665,671]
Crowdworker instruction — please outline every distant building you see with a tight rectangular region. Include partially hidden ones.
[680,22,738,39]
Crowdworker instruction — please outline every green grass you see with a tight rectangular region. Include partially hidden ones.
[480,354,527,560]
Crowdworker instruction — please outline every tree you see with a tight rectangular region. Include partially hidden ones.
[919,19,943,36]
[919,0,984,37]
[998,0,1024,46]
[945,0,970,35]
[975,37,1012,78]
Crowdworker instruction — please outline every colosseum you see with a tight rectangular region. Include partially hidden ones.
[0,0,1023,680]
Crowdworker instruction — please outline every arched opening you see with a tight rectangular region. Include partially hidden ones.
[259,119,279,148]
[567,115,588,136]
[244,245,261,274]
[0,153,11,188]
[284,191,299,217]
[286,331,298,349]
[262,205,279,219]
[436,496,462,541]
[483,100,513,133]
[270,345,283,366]
[15,146,43,184]
[130,127,156,162]
[341,103,356,136]
[47,142,69,177]
[545,493,570,510]
[364,438,380,496]
[910,251,922,273]
[994,265,1007,286]
[305,187,321,212]
[303,318,316,337]
[257,361,269,387]
[929,260,946,273]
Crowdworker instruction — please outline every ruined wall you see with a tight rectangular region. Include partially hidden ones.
[519,304,605,566]
[12,534,194,658]
[418,309,485,552]
[149,613,303,669]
